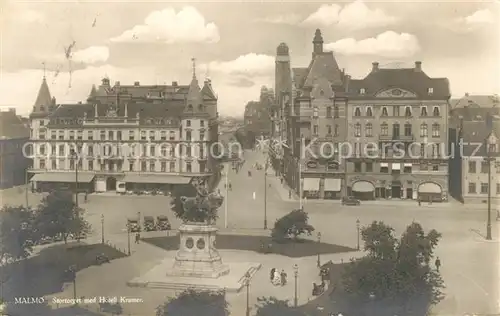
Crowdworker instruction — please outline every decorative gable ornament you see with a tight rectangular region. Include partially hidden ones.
[106,104,118,117]
[375,88,417,98]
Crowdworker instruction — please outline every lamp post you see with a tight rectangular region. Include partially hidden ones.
[101,214,104,244]
[224,168,228,229]
[264,161,268,229]
[127,222,131,256]
[293,264,298,307]
[24,169,29,207]
[485,138,494,240]
[70,150,79,207]
[356,219,360,250]
[316,232,321,267]
[244,271,251,316]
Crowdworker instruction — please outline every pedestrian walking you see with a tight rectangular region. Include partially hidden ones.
[280,269,287,286]
[435,257,441,272]
[84,192,88,203]
[270,268,276,282]
[135,232,140,244]
[418,198,421,206]
[289,190,292,199]
[228,182,232,191]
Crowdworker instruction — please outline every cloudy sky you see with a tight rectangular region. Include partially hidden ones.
[1,0,499,116]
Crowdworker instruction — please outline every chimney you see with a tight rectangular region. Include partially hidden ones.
[134,81,140,86]
[115,81,120,86]
[344,75,351,93]
[172,81,178,87]
[415,61,422,71]
[8,108,16,114]
[372,62,379,72]
[465,92,469,97]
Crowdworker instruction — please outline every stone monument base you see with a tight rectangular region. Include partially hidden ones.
[127,259,261,293]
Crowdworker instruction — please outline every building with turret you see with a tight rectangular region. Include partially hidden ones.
[28,61,220,193]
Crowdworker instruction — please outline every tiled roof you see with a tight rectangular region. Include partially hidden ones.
[33,78,52,108]
[451,94,500,108]
[302,52,343,88]
[450,107,500,122]
[0,111,29,139]
[201,80,217,100]
[292,68,308,88]
[461,120,500,157]
[347,68,450,99]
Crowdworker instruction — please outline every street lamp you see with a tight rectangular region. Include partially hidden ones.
[101,214,104,244]
[224,168,228,229]
[244,271,251,316]
[485,137,495,240]
[264,161,268,229]
[127,221,131,256]
[316,232,322,267]
[293,264,298,307]
[70,150,79,207]
[356,219,360,250]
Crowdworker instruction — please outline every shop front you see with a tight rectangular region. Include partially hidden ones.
[351,180,376,200]
[324,178,342,200]
[302,177,320,199]
[418,182,443,202]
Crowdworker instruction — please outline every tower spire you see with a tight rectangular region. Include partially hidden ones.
[42,62,46,79]
[191,57,196,79]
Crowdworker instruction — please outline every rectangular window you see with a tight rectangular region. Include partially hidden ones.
[78,160,82,170]
[381,124,388,136]
[327,125,332,135]
[186,131,192,141]
[432,164,439,171]
[149,131,155,141]
[117,131,122,140]
[87,131,93,140]
[40,159,46,169]
[51,131,57,139]
[403,165,412,173]
[51,159,57,169]
[354,162,361,172]
[186,162,192,173]
[58,132,64,140]
[186,146,191,157]
[313,107,319,118]
[100,131,106,140]
[469,161,476,173]
[141,131,146,140]
[39,131,46,140]
[186,120,191,127]
[161,162,166,172]
[77,131,83,140]
[108,131,113,140]
[141,161,147,171]
[69,131,75,140]
[150,146,155,156]
[129,161,134,171]
[420,163,428,171]
[169,131,175,140]
[380,165,389,173]
[161,131,167,141]
[481,161,489,173]
[149,161,155,172]
[40,144,46,155]
[313,125,318,135]
[200,120,205,127]
[200,146,205,159]
[129,131,135,141]
[334,106,339,118]
[481,183,489,194]
[468,182,476,194]
[200,132,205,141]
[326,107,332,118]
[169,161,175,171]
[393,106,400,116]
[365,162,373,172]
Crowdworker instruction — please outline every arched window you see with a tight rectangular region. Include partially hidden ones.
[354,107,361,117]
[365,123,373,137]
[188,104,193,111]
[405,106,412,117]
[393,123,400,137]
[432,123,440,137]
[421,107,428,117]
[198,104,204,111]
[381,107,388,116]
[419,123,427,137]
[381,122,388,136]
[366,107,373,117]
[433,106,440,117]
[404,123,412,136]
[354,123,361,137]
[334,106,339,118]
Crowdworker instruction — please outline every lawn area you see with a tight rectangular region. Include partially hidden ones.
[2,242,127,304]
[143,234,355,257]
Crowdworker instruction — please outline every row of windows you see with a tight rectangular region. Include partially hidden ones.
[468,160,500,173]
[351,162,441,173]
[38,159,204,173]
[359,87,434,95]
[37,129,206,142]
[352,123,440,138]
[312,106,340,118]
[311,124,340,136]
[353,105,440,118]
[468,182,500,194]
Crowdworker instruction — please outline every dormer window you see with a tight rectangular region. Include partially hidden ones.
[421,106,428,117]
[360,88,366,95]
[381,107,388,116]
[428,88,434,95]
[405,106,412,117]
[366,107,373,117]
[433,106,440,117]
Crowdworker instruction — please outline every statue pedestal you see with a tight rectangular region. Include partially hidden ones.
[167,223,230,278]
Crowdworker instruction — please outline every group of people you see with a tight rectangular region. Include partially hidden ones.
[269,268,287,286]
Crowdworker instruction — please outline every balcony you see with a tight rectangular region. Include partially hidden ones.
[379,134,414,142]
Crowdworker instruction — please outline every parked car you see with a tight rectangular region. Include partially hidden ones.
[341,196,361,206]
[127,219,140,232]
[39,236,53,245]
[143,216,156,231]
[156,215,171,231]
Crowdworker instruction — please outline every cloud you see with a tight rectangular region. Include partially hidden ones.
[18,10,46,23]
[444,9,496,33]
[204,53,274,77]
[325,31,420,58]
[464,9,495,25]
[253,13,302,25]
[302,1,398,30]
[227,76,255,88]
[110,6,220,43]
[49,46,110,65]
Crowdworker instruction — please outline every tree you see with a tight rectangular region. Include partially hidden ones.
[170,186,223,224]
[156,289,229,316]
[271,209,314,241]
[254,297,306,316]
[0,205,36,264]
[35,190,91,244]
[341,221,444,314]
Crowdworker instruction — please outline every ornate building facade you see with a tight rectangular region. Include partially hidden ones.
[29,65,219,193]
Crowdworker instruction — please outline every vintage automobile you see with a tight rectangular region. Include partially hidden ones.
[156,215,171,231]
[143,216,156,231]
[341,196,361,206]
[127,218,140,232]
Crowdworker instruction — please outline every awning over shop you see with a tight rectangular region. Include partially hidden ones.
[380,163,389,167]
[352,181,375,193]
[418,182,442,194]
[404,163,412,167]
[31,172,95,183]
[324,179,341,191]
[123,174,191,184]
[302,178,320,191]
[392,163,401,170]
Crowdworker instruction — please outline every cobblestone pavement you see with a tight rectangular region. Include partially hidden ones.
[1,150,499,315]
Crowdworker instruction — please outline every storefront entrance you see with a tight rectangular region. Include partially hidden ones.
[418,182,442,202]
[391,181,402,199]
[352,181,375,200]
[106,177,117,191]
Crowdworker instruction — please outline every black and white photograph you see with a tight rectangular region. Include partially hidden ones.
[0,1,499,315]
